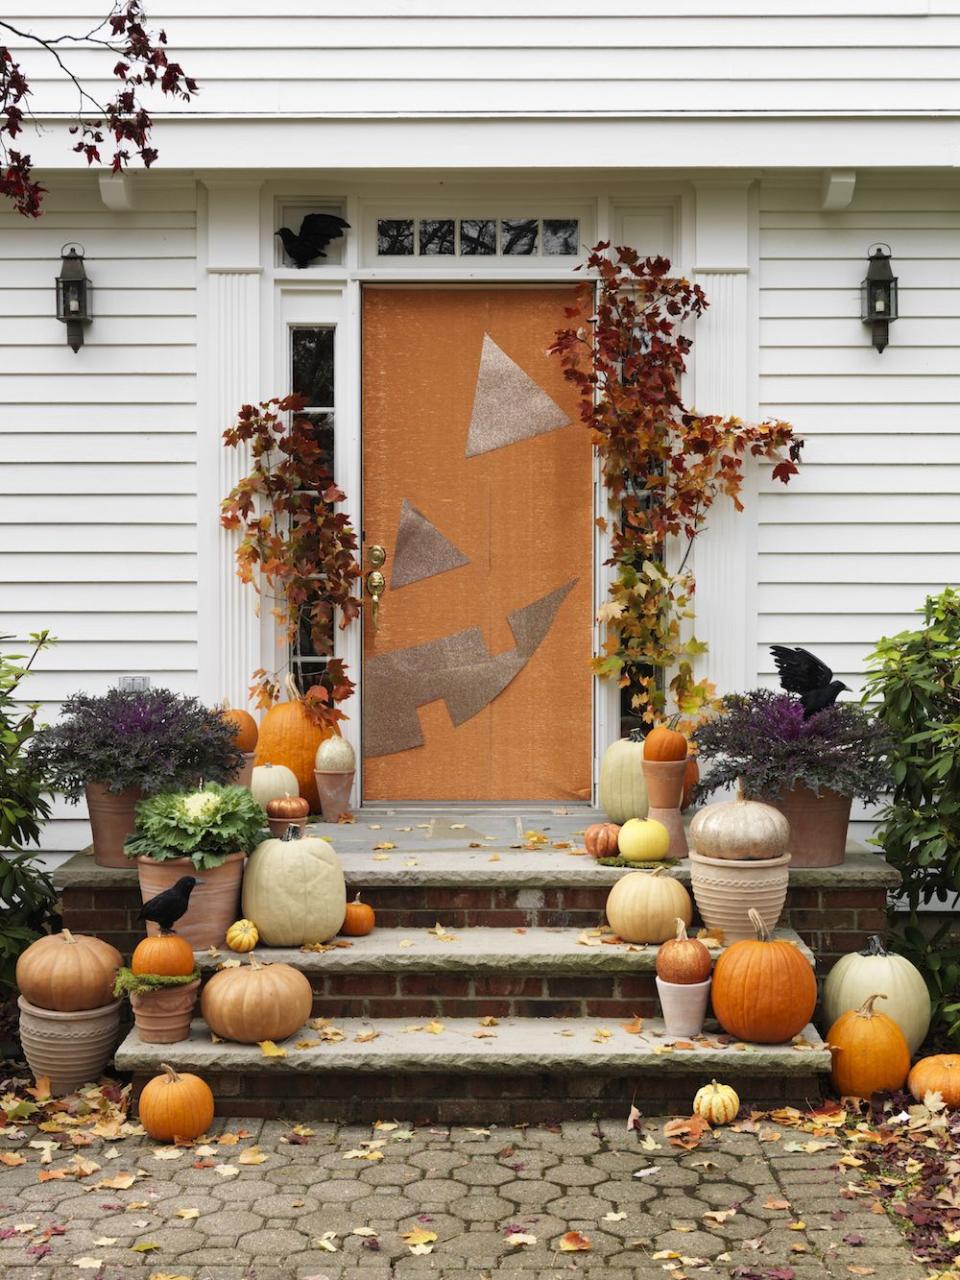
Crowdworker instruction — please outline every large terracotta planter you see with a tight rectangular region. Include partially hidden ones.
[766,785,852,868]
[641,758,688,859]
[313,770,355,824]
[656,976,711,1037]
[137,853,245,950]
[689,850,791,941]
[86,783,141,868]
[130,980,199,1044]
[234,753,255,789]
[18,996,121,1095]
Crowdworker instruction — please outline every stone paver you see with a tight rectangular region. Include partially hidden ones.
[0,1117,927,1279]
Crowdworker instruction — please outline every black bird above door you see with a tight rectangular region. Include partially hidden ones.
[769,645,850,719]
[275,213,351,268]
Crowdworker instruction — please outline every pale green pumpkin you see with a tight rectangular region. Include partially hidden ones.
[823,936,931,1054]
[242,831,346,946]
[598,737,649,824]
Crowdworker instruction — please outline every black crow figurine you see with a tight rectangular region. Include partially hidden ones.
[275,213,351,268]
[138,875,200,934]
[770,645,850,718]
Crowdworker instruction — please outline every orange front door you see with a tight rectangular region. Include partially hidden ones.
[361,286,593,802]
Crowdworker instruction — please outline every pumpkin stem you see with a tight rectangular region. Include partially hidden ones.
[248,954,265,970]
[160,1062,180,1083]
[857,993,888,1018]
[649,866,666,878]
[284,672,303,702]
[734,778,747,803]
[674,918,689,942]
[748,908,771,942]
[353,892,363,904]
[61,929,76,945]
[863,935,889,958]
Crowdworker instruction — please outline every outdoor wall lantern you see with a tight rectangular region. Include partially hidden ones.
[56,243,92,352]
[861,243,898,353]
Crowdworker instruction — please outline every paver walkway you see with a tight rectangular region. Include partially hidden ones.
[0,1115,924,1279]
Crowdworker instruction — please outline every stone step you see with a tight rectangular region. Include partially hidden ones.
[197,926,815,1021]
[116,1016,831,1123]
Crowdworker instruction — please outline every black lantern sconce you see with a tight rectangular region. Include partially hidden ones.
[56,243,93,352]
[861,243,898,353]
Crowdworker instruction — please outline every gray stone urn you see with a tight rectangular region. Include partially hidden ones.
[18,996,121,1095]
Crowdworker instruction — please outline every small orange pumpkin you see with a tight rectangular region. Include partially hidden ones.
[131,933,195,977]
[266,793,311,821]
[138,1062,214,1142]
[341,893,375,937]
[681,755,699,811]
[907,1054,960,1108]
[644,723,688,762]
[827,993,910,1099]
[711,908,817,1043]
[255,675,336,812]
[584,822,621,860]
[656,918,712,985]
[222,703,258,754]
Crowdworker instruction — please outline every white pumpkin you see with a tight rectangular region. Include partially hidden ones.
[315,736,356,772]
[823,936,931,1054]
[605,866,692,944]
[242,830,346,946]
[251,762,299,810]
[689,784,790,861]
[598,736,649,824]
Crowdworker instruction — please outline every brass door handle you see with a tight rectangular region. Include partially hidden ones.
[366,569,386,629]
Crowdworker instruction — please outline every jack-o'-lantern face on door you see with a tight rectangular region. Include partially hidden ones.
[361,286,593,802]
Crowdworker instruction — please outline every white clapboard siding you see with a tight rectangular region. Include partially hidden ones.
[5,5,960,118]
[756,176,960,706]
[0,176,199,857]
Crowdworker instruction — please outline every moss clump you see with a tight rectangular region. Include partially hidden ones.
[113,967,200,999]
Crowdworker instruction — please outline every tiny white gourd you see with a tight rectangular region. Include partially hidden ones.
[823,935,931,1054]
[689,783,790,861]
[598,736,649,824]
[250,763,300,811]
[242,829,346,946]
[315,736,356,772]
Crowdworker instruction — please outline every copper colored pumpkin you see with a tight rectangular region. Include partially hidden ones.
[827,993,910,1099]
[711,908,817,1044]
[131,933,195,978]
[200,954,312,1044]
[255,675,336,812]
[222,704,258,754]
[266,793,310,821]
[681,755,699,811]
[908,1055,960,1108]
[341,893,376,937]
[16,929,122,1013]
[656,918,712,985]
[643,724,689,762]
[138,1062,214,1142]
[584,822,621,860]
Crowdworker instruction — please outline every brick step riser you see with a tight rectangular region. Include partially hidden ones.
[129,1068,823,1123]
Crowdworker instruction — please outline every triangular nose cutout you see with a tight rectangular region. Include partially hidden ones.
[390,499,470,589]
[465,333,571,457]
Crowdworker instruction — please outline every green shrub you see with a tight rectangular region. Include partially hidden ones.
[865,587,960,1044]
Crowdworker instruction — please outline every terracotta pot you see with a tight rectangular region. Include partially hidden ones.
[130,979,199,1044]
[689,850,791,941]
[266,816,308,839]
[137,853,245,950]
[234,753,255,789]
[86,783,141,868]
[313,770,355,824]
[656,976,711,1037]
[18,996,120,1095]
[641,758,688,859]
[765,785,852,868]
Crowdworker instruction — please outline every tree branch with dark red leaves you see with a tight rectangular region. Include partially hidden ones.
[549,244,804,727]
[221,395,363,731]
[1,1,197,217]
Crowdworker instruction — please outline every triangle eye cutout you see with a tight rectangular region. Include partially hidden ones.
[465,333,571,458]
[390,499,470,589]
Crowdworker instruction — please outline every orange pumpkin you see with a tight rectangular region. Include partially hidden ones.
[131,933,195,977]
[584,822,621,859]
[827,993,910,1098]
[16,930,122,1013]
[266,793,311,821]
[681,755,699,811]
[656,918,712,985]
[222,704,258,754]
[200,955,312,1044]
[644,724,688,762]
[255,675,336,812]
[908,1055,960,1108]
[138,1062,214,1142]
[341,893,376,937]
[711,908,817,1044]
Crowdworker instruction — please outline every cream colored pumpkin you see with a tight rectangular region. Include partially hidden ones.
[823,936,931,1054]
[242,830,346,946]
[605,866,692,944]
[689,784,790,861]
[315,736,356,771]
[250,763,299,810]
[693,1079,740,1126]
[598,736,649,824]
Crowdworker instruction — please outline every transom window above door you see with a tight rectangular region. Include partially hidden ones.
[359,203,594,267]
